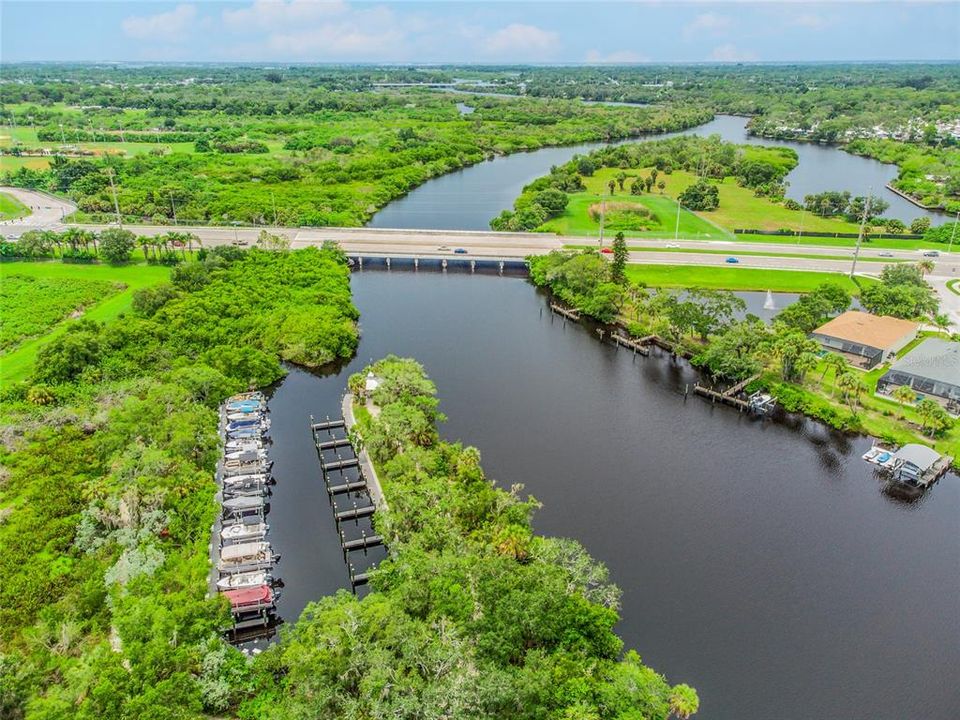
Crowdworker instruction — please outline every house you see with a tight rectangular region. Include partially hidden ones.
[810,311,919,369]
[878,338,960,412]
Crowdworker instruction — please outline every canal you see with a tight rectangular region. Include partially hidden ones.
[264,268,959,720]
[369,113,942,230]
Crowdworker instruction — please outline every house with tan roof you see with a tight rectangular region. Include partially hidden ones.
[810,311,919,369]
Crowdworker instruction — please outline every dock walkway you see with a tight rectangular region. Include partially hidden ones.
[342,393,388,510]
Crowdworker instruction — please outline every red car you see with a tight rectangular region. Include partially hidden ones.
[600,247,613,254]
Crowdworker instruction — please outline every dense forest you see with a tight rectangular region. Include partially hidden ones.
[0,248,358,717]
[3,63,958,221]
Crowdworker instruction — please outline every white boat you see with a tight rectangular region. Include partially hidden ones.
[223,473,270,486]
[225,439,265,451]
[222,496,266,511]
[216,570,271,590]
[227,411,266,422]
[222,522,268,542]
[220,541,272,564]
[225,448,268,462]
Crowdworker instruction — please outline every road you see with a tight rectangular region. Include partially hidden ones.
[3,187,958,312]
[0,187,76,227]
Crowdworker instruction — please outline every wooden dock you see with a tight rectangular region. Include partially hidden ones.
[310,410,386,593]
[693,375,762,412]
[611,332,650,356]
[550,303,581,321]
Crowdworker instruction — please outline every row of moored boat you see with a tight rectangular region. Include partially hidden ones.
[214,392,281,634]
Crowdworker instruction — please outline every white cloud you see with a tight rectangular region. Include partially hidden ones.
[789,13,829,29]
[222,0,348,33]
[683,12,731,40]
[710,43,757,62]
[122,4,197,42]
[481,23,559,59]
[585,49,649,64]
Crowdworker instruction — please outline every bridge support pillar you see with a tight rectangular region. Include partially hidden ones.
[358,256,363,269]
[385,257,391,269]
[442,259,447,271]
[414,257,418,270]
[498,261,504,275]
[470,260,476,273]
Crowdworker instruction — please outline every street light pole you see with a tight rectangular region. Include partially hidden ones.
[674,199,681,242]
[850,192,872,279]
[947,211,959,256]
[107,169,122,228]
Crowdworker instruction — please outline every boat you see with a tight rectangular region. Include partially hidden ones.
[227,412,265,423]
[223,472,271,486]
[225,439,266,451]
[226,401,265,413]
[223,584,275,613]
[222,495,266,512]
[223,461,271,477]
[223,485,270,499]
[220,541,272,563]
[221,522,268,542]
[228,392,264,402]
[225,448,268,462]
[226,428,264,440]
[216,570,272,590]
[227,419,270,431]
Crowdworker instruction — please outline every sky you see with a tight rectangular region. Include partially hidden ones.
[2,1,958,64]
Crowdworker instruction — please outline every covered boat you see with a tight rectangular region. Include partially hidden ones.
[216,570,271,590]
[220,541,272,563]
[223,584,274,612]
[222,495,266,511]
[225,448,268,462]
[221,522,268,542]
[223,473,270,486]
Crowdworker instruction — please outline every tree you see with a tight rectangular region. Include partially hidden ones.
[891,384,916,418]
[98,228,136,263]
[576,156,596,176]
[678,180,719,211]
[256,230,290,251]
[916,398,953,437]
[629,179,643,195]
[847,195,889,221]
[532,188,568,216]
[836,371,865,413]
[608,179,616,195]
[917,259,935,276]
[657,179,666,194]
[611,231,628,284]
[820,352,849,384]
[692,319,767,381]
[910,217,931,235]
[932,313,952,335]
[14,229,53,258]
[616,171,627,191]
[772,328,821,382]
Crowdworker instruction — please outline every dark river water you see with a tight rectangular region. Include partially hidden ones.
[369,114,941,230]
[263,268,959,720]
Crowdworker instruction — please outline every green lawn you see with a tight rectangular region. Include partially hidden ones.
[623,264,872,294]
[947,279,960,296]
[542,191,730,240]
[0,192,29,220]
[567,244,907,264]
[0,261,170,384]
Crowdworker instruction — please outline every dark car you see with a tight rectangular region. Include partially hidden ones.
[454,248,468,254]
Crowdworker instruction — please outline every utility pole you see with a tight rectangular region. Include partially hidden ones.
[58,122,66,145]
[170,193,178,226]
[674,199,681,242]
[107,168,122,228]
[272,191,278,227]
[599,200,606,247]
[947,211,959,256]
[850,192,872,279]
[797,208,806,245]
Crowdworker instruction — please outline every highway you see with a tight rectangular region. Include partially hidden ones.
[3,187,957,324]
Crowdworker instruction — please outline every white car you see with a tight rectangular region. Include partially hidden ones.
[437,245,450,251]
[665,243,680,248]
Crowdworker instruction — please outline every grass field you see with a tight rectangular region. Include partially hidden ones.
[947,279,960,296]
[0,261,170,384]
[541,166,879,240]
[623,264,872,294]
[0,192,29,220]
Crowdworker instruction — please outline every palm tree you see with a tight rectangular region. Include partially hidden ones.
[657,179,666,194]
[668,685,699,720]
[820,352,848,383]
[137,235,151,261]
[608,179,616,195]
[932,312,952,336]
[837,371,865,413]
[891,384,915,418]
[917,259,935,276]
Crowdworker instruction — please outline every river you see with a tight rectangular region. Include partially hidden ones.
[262,267,959,720]
[369,113,941,230]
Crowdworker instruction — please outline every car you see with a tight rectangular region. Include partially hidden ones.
[437,245,450,251]
[922,250,940,257]
[725,257,739,264]
[665,243,680,248]
[879,251,894,257]
[600,247,613,254]
[454,248,468,254]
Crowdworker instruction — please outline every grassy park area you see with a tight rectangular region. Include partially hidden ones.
[622,264,873,293]
[0,191,29,220]
[0,261,170,383]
